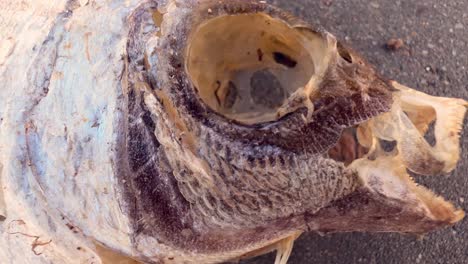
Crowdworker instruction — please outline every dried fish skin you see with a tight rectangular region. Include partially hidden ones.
[0,0,466,263]
[122,0,465,262]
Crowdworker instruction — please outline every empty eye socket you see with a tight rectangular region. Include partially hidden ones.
[186,13,326,125]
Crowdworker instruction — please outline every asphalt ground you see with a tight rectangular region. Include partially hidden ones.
[243,0,468,263]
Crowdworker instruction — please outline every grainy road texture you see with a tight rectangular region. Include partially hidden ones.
[243,0,468,263]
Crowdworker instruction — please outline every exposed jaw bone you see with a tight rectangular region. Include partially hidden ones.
[362,82,467,176]
[350,155,465,227]
[313,128,465,235]
[392,81,467,174]
[339,82,467,230]
[239,82,466,262]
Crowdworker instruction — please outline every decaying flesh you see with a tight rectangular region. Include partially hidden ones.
[0,0,466,263]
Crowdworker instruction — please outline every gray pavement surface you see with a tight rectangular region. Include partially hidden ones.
[243,0,468,263]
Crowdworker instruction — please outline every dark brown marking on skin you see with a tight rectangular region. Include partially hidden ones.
[214,80,222,107]
[257,48,264,61]
[128,120,153,172]
[224,81,238,109]
[120,1,202,251]
[133,153,192,235]
[123,83,195,250]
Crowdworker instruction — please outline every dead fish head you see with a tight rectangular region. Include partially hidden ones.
[117,0,468,262]
[2,0,466,263]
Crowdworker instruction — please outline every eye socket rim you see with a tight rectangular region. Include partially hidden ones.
[154,0,393,156]
[185,12,319,126]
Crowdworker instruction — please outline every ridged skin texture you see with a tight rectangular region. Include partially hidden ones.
[118,0,392,255]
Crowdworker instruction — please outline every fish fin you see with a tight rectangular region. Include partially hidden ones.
[274,233,301,264]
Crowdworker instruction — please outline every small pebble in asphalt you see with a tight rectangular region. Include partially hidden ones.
[386,38,404,51]
[370,2,380,8]
[416,254,423,263]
